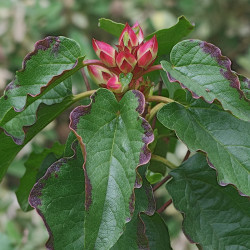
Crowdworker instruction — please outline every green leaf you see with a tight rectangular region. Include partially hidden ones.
[146,16,194,57]
[167,153,250,249]
[0,94,76,181]
[69,88,154,249]
[146,170,163,184]
[141,213,172,250]
[119,73,133,90]
[111,165,155,249]
[98,18,125,37]
[157,98,250,196]
[0,36,84,143]
[161,40,250,121]
[16,142,64,212]
[29,141,85,250]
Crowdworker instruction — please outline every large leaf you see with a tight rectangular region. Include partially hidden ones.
[161,40,250,121]
[0,36,84,143]
[157,98,250,196]
[69,88,154,249]
[167,153,250,249]
[146,16,194,57]
[111,165,155,249]
[29,141,85,250]
[16,142,65,212]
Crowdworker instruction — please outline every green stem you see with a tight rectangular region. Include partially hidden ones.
[147,95,174,104]
[151,154,177,170]
[147,102,165,122]
[72,90,96,102]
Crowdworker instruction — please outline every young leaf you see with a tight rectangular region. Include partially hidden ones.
[167,153,250,249]
[98,18,125,37]
[111,165,155,249]
[145,16,194,57]
[29,141,85,250]
[119,73,133,90]
[161,40,250,121]
[157,98,250,196]
[16,142,65,212]
[0,36,84,143]
[69,88,154,249]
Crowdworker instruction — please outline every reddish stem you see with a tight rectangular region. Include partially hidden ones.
[82,59,118,74]
[134,64,163,79]
[157,199,172,213]
[80,68,91,91]
[153,175,171,192]
[182,150,191,162]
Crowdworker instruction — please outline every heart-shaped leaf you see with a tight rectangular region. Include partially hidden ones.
[158,98,250,196]
[69,88,154,249]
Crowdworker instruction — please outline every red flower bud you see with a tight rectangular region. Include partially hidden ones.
[132,22,144,44]
[119,23,138,50]
[116,51,137,73]
[87,65,113,85]
[92,39,117,67]
[107,75,122,93]
[137,35,158,69]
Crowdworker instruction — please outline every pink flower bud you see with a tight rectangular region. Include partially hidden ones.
[92,39,117,67]
[116,51,137,73]
[107,75,122,92]
[137,35,158,69]
[87,65,113,85]
[119,23,138,49]
[132,22,144,44]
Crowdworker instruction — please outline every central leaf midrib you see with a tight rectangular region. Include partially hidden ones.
[95,114,120,246]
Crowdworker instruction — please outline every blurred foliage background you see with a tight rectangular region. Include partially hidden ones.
[0,0,249,249]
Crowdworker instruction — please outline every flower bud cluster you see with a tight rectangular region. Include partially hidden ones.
[87,22,158,93]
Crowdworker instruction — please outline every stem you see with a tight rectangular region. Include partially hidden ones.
[147,95,174,104]
[83,59,105,66]
[72,90,96,102]
[157,199,172,213]
[148,103,165,122]
[134,64,163,79]
[153,175,172,192]
[151,154,177,170]
[81,68,91,91]
[82,59,118,74]
[182,150,191,162]
[152,80,163,129]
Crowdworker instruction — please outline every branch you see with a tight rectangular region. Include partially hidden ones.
[72,90,96,102]
[147,103,165,122]
[151,154,177,170]
[147,95,174,104]
[80,68,91,91]
[157,199,172,213]
[153,175,172,192]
